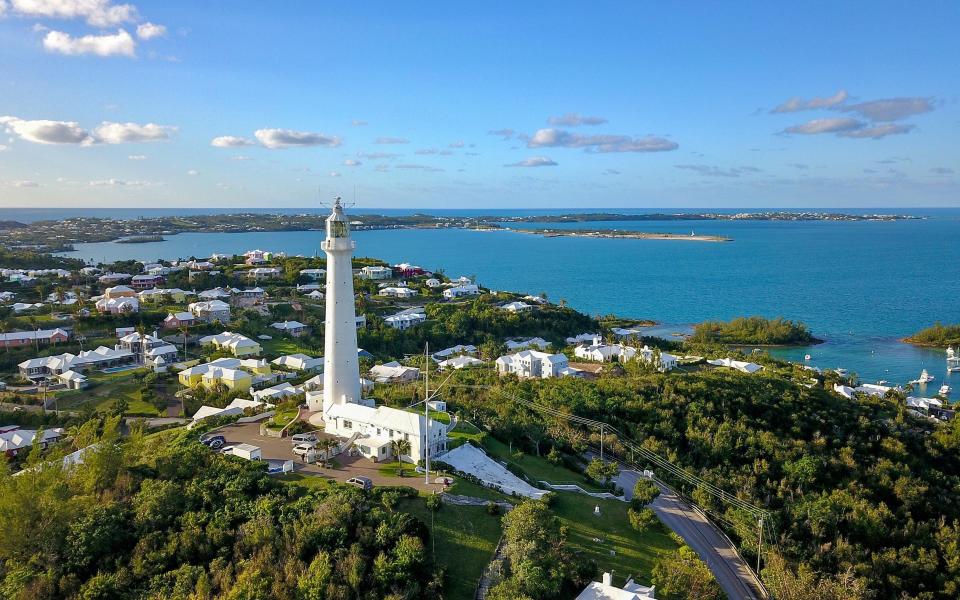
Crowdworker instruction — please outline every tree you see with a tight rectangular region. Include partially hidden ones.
[651,543,722,600]
[631,479,660,509]
[497,500,573,598]
[627,507,657,532]
[390,439,411,475]
[585,458,618,483]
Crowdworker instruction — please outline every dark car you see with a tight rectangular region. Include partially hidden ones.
[200,434,226,450]
[346,476,373,491]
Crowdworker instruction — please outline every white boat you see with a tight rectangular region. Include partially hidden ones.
[910,369,935,385]
[939,384,952,396]
[834,368,849,377]
[948,347,960,373]
[804,354,811,361]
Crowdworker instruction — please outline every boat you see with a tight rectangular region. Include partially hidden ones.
[940,384,952,396]
[948,347,960,373]
[834,368,849,377]
[910,369,935,385]
[804,354,811,361]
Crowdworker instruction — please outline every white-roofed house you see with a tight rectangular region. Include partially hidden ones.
[369,361,421,383]
[438,355,484,371]
[324,402,447,463]
[574,343,637,362]
[0,426,65,458]
[431,344,478,361]
[0,328,70,349]
[443,284,480,299]
[384,312,426,330]
[96,296,139,314]
[706,357,763,374]
[189,299,232,324]
[496,350,580,379]
[271,353,322,372]
[199,332,262,357]
[425,278,442,288]
[638,345,679,371]
[501,301,533,313]
[575,572,656,600]
[505,337,550,351]
[271,320,309,337]
[566,332,603,346]
[246,267,283,281]
[379,286,419,299]
[299,268,326,280]
[359,265,393,280]
[163,312,196,330]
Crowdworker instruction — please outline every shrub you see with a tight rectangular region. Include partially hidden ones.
[627,507,657,532]
[486,501,500,516]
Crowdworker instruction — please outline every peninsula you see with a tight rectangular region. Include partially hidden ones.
[0,210,920,252]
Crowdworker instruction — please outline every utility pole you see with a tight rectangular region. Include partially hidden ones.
[600,423,604,461]
[757,516,764,574]
[424,341,430,486]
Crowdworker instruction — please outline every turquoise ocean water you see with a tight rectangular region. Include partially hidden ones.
[5,208,956,391]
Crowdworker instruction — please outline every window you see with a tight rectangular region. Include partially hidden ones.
[329,220,348,238]
[343,420,352,430]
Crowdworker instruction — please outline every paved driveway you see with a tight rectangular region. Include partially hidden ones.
[216,422,447,492]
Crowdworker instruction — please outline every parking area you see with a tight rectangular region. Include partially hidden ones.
[214,421,449,493]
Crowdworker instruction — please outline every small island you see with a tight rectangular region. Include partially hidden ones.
[904,323,960,348]
[116,235,165,244]
[511,228,732,242]
[689,316,822,346]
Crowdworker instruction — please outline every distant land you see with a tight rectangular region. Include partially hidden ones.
[510,228,732,242]
[0,211,921,253]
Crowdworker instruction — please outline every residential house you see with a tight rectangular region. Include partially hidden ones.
[297,283,322,292]
[438,355,484,370]
[574,343,637,362]
[501,301,533,313]
[232,287,266,307]
[505,337,550,351]
[0,328,70,349]
[359,265,393,280]
[575,572,656,600]
[384,311,426,330]
[610,327,644,341]
[18,346,136,379]
[243,249,273,264]
[324,402,447,463]
[638,345,678,371]
[178,357,272,392]
[103,285,136,299]
[199,332,262,356]
[163,312,196,329]
[191,398,273,422]
[117,332,178,365]
[431,344,478,361]
[250,382,300,403]
[369,361,421,383]
[131,274,165,290]
[299,268,326,280]
[271,353,322,372]
[97,273,132,284]
[0,291,15,304]
[707,357,763,374]
[305,290,325,300]
[95,296,140,314]
[271,320,308,337]
[566,333,603,346]
[392,263,425,277]
[443,284,480,299]
[0,426,65,458]
[246,267,283,281]
[496,350,580,379]
[198,287,233,300]
[138,288,192,304]
[379,286,418,299]
[11,302,43,313]
[189,299,231,323]
[425,278,442,288]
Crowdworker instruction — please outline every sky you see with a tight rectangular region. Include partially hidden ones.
[0,1,958,209]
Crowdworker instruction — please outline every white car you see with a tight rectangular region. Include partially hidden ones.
[290,433,320,445]
[292,443,316,457]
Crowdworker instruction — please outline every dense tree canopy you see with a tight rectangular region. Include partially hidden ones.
[905,322,960,347]
[690,316,820,345]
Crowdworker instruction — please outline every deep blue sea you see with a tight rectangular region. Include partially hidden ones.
[4,206,958,391]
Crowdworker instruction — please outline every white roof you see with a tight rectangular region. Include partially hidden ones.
[0,328,69,343]
[575,579,656,600]
[271,320,307,330]
[327,402,441,436]
[271,353,322,370]
[0,427,64,452]
[438,356,484,370]
[707,357,763,373]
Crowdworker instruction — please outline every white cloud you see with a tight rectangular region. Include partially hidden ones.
[396,163,444,172]
[230,155,252,161]
[329,171,341,177]
[128,154,146,160]
[782,118,863,135]
[837,97,934,122]
[525,128,678,153]
[136,22,165,40]
[448,140,465,148]
[675,164,761,178]
[772,90,849,113]
[351,119,368,126]
[43,29,136,57]
[93,121,174,143]
[186,169,198,175]
[343,158,361,166]
[211,135,254,148]
[10,180,40,187]
[0,115,94,144]
[505,156,557,167]
[88,178,155,187]
[0,144,8,151]
[488,128,515,139]
[10,0,138,27]
[254,128,341,149]
[374,136,409,144]
[547,113,608,126]
[837,123,914,139]
[415,148,453,156]
[357,151,400,160]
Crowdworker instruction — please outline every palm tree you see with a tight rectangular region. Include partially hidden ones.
[317,437,338,466]
[390,438,411,476]
[179,322,190,359]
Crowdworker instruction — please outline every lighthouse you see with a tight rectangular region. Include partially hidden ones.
[320,198,361,414]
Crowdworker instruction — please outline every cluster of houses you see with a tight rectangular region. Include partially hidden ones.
[0,425,64,458]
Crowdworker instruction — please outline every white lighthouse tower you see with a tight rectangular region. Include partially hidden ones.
[320,198,361,414]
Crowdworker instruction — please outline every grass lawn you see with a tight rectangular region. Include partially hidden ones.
[400,497,503,600]
[261,337,319,357]
[56,369,162,416]
[402,406,451,425]
[552,491,678,588]
[377,460,416,478]
[276,472,334,490]
[482,435,605,492]
[447,419,486,449]
[267,404,299,429]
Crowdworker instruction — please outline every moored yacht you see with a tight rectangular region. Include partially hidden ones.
[940,384,952,396]
[948,347,960,373]
[910,369,935,385]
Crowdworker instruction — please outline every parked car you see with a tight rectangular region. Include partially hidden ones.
[346,476,373,491]
[199,434,226,450]
[292,443,316,458]
[290,433,320,444]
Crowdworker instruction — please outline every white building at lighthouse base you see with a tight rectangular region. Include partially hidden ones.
[322,401,449,463]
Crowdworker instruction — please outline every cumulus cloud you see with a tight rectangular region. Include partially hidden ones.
[10,180,40,187]
[487,128,515,139]
[42,29,136,57]
[837,123,914,139]
[351,119,367,126]
[343,159,361,166]
[547,113,608,126]
[136,22,165,40]
[771,90,848,113]
[186,169,198,175]
[837,97,934,122]
[211,135,255,148]
[329,171,341,177]
[9,0,138,27]
[505,156,557,167]
[254,128,341,149]
[675,164,762,178]
[782,117,863,135]
[94,121,174,143]
[0,115,95,144]
[526,128,678,153]
[375,136,409,144]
